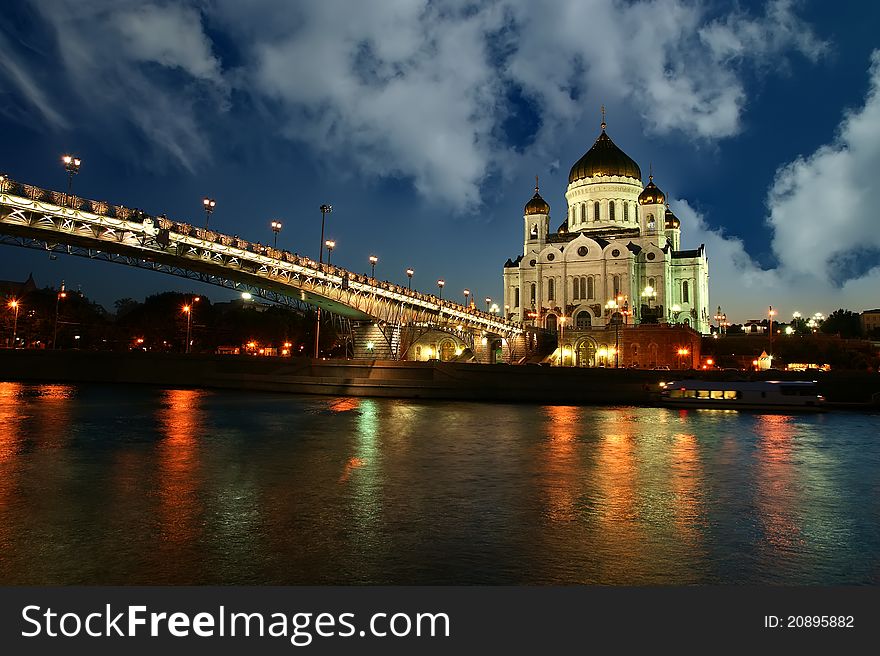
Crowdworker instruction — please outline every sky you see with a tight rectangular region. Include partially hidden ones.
[1,0,879,322]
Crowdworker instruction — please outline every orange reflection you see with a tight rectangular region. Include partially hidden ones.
[339,457,367,483]
[755,414,801,553]
[0,382,24,464]
[156,389,206,555]
[540,405,579,522]
[593,415,643,581]
[328,398,360,413]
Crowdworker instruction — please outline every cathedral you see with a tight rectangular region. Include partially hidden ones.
[502,116,709,367]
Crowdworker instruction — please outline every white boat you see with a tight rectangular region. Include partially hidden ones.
[658,379,826,411]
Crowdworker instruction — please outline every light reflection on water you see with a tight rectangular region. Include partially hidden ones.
[0,383,878,585]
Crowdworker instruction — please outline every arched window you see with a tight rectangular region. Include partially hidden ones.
[623,202,629,222]
[609,201,615,221]
[530,224,538,238]
[648,276,656,289]
[580,204,586,223]
[580,277,587,299]
[682,280,689,303]
[613,275,620,297]
[514,287,520,307]
[647,213,655,230]
[572,278,580,300]
[587,277,594,299]
[548,278,555,301]
[594,202,600,222]
[546,314,557,332]
[575,312,591,329]
[530,283,536,304]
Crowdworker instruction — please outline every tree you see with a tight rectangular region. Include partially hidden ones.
[820,309,861,338]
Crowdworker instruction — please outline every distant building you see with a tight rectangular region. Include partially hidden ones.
[861,309,880,336]
[0,273,37,298]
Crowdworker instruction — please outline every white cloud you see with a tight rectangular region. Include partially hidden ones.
[672,50,880,319]
[27,0,227,170]
[0,31,67,129]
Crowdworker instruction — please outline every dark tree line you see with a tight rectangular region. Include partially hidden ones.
[3,288,341,355]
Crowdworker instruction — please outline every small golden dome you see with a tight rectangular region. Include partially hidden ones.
[524,177,550,215]
[665,207,680,229]
[638,176,666,205]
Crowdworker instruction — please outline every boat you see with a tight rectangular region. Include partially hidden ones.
[658,379,826,411]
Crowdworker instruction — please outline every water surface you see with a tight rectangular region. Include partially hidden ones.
[0,382,877,584]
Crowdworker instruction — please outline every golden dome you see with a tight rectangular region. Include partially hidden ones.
[665,207,680,229]
[524,177,550,215]
[568,128,641,183]
[638,176,666,205]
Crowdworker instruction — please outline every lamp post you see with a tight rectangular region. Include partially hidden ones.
[485,297,491,313]
[463,289,470,308]
[53,286,67,349]
[61,154,81,196]
[325,240,335,265]
[8,299,19,347]
[270,220,283,248]
[182,296,200,354]
[202,197,216,229]
[605,298,621,368]
[559,316,566,366]
[314,204,333,359]
[369,255,378,279]
[437,279,445,301]
[406,268,414,291]
[768,305,776,362]
[677,347,690,370]
[714,306,725,334]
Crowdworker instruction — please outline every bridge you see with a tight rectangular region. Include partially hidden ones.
[0,176,539,361]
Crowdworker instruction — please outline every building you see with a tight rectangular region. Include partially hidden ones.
[502,116,708,367]
[861,309,880,337]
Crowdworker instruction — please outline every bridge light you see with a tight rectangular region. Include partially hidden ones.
[406,268,414,290]
[369,255,378,279]
[437,279,445,301]
[241,292,252,301]
[202,197,216,229]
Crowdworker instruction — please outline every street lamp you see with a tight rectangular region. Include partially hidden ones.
[485,297,491,313]
[314,203,333,359]
[8,299,19,347]
[61,154,81,196]
[53,286,67,349]
[463,289,470,308]
[559,316,566,365]
[182,296,200,354]
[202,197,216,229]
[768,305,776,360]
[677,347,690,370]
[325,240,335,265]
[270,220,283,248]
[437,279,445,301]
[605,298,621,368]
[406,268,414,291]
[369,255,378,279]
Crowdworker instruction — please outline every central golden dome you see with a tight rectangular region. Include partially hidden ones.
[568,128,641,183]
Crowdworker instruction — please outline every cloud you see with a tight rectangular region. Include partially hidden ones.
[506,0,826,142]
[5,0,824,205]
[23,0,228,170]
[0,31,68,129]
[672,50,880,319]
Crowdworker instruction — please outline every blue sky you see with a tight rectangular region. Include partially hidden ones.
[1,0,879,322]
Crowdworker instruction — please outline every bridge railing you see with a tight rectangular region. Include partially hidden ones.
[0,175,523,335]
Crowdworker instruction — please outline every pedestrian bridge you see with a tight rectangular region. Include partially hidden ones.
[0,176,532,358]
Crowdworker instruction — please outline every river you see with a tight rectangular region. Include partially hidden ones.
[0,381,877,584]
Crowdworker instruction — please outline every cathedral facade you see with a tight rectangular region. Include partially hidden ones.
[503,119,709,367]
